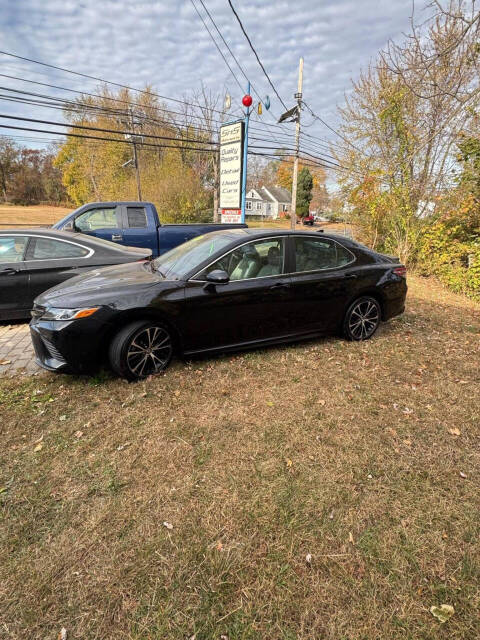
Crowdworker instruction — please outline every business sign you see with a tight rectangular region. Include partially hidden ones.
[219,121,244,210]
[221,208,241,224]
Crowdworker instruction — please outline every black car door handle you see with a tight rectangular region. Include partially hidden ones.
[0,267,18,275]
[270,282,291,290]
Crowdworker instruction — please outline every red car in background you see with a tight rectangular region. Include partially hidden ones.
[302,215,315,226]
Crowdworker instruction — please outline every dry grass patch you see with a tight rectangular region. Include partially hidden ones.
[1,275,479,639]
[0,204,72,228]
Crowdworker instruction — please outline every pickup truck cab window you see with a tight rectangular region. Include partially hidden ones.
[126,206,147,228]
[75,207,118,232]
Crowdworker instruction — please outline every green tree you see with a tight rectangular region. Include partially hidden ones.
[296,167,313,217]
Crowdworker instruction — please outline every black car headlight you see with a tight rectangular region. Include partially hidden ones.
[40,307,100,321]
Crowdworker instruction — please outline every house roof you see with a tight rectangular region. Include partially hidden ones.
[262,185,291,203]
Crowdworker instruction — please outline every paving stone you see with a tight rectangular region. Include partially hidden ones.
[0,321,38,377]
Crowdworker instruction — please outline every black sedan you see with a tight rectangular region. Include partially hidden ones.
[30,229,407,380]
[0,229,151,320]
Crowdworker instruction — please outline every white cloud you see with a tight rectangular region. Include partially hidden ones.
[0,0,413,155]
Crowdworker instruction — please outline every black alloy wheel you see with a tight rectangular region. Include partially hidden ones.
[109,320,174,380]
[343,296,381,341]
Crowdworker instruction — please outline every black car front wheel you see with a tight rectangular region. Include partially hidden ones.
[109,320,174,380]
[343,296,381,341]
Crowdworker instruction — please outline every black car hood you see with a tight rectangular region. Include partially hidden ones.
[35,260,165,307]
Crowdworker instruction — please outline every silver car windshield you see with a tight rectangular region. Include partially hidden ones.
[153,233,235,279]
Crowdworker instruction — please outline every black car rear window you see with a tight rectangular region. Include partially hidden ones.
[31,238,89,259]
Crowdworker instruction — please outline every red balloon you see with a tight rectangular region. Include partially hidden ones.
[242,94,253,107]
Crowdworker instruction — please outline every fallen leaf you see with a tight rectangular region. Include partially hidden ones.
[430,604,454,623]
[348,531,355,544]
[403,439,412,447]
[174,390,180,397]
[74,431,83,439]
[0,486,8,494]
[116,442,131,451]
[58,628,67,640]
[448,428,461,436]
[305,553,312,566]
[266,401,274,407]
[34,443,43,452]
[59,415,67,421]
[216,541,223,551]
[163,521,173,530]
[318,399,326,406]
[0,359,12,365]
[459,471,467,479]
[285,458,293,468]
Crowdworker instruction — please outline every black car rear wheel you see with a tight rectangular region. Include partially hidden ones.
[343,296,381,341]
[109,320,173,380]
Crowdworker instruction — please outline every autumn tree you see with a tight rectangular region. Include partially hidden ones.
[0,139,18,202]
[332,4,480,262]
[54,86,215,222]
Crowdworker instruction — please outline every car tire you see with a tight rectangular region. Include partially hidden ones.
[109,320,174,381]
[343,296,381,341]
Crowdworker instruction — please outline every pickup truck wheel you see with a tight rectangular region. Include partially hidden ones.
[109,320,173,381]
[343,296,381,341]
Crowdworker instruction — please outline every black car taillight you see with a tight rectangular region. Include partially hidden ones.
[393,265,407,278]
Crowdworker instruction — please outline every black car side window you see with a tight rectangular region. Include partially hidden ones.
[31,238,90,260]
[294,237,354,272]
[0,236,28,263]
[197,238,286,281]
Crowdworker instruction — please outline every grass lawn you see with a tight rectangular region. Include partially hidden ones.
[1,275,479,639]
[0,204,72,228]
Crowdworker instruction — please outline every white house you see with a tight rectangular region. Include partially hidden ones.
[245,185,291,219]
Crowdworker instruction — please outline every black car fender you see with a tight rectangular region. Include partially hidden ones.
[102,307,185,355]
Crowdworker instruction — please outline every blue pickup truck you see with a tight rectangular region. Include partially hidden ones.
[53,201,246,257]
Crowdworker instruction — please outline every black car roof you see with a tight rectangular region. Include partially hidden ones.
[198,227,356,245]
[0,228,150,254]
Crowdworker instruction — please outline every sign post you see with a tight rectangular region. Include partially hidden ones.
[219,119,244,224]
[240,82,251,224]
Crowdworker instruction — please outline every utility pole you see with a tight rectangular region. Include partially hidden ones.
[290,57,303,230]
[129,108,143,201]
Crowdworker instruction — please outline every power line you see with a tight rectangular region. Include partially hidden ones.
[0,123,218,153]
[0,49,239,118]
[226,0,288,111]
[302,100,371,159]
[189,0,244,92]
[0,113,218,146]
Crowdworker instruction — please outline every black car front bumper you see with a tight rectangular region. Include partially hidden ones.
[30,312,113,374]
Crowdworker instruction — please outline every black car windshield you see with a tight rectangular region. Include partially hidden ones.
[153,233,235,279]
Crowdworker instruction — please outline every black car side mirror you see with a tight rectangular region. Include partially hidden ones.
[206,270,229,284]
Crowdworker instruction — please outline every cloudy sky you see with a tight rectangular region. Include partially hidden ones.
[0,0,414,155]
